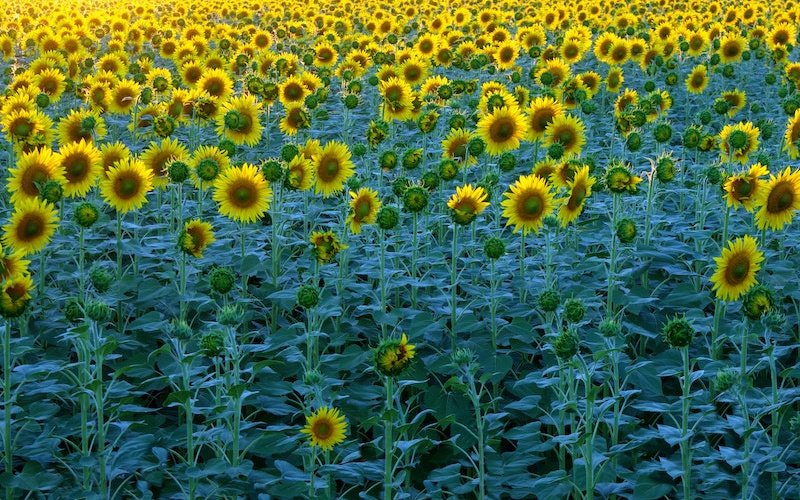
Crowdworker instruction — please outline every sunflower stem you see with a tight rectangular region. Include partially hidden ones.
[680,346,692,500]
[490,259,497,352]
[239,225,247,297]
[91,320,108,497]
[3,320,13,500]
[519,231,526,303]
[116,212,124,331]
[78,227,86,304]
[411,212,418,309]
[383,376,394,500]
[606,194,619,316]
[450,222,459,352]
[379,229,387,339]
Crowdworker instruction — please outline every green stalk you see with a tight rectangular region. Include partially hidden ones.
[271,185,282,331]
[450,223,459,352]
[240,226,247,297]
[229,326,241,468]
[467,372,486,500]
[606,194,619,315]
[680,346,692,500]
[379,229,387,338]
[309,445,318,499]
[411,212,418,309]
[178,339,197,500]
[179,250,187,321]
[79,334,90,491]
[766,327,778,499]
[489,259,498,352]
[92,321,108,497]
[383,376,394,500]
[78,227,86,303]
[3,320,13,500]
[116,212,124,331]
[519,231,526,303]
[642,171,656,288]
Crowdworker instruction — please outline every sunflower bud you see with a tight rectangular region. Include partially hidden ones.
[538,289,560,312]
[89,266,113,293]
[498,153,516,172]
[85,300,112,323]
[402,186,429,213]
[217,304,242,326]
[261,160,284,183]
[563,298,586,323]
[468,137,486,156]
[199,330,225,357]
[711,368,737,396]
[452,347,474,366]
[35,93,50,109]
[168,161,189,183]
[553,329,579,359]
[40,180,63,204]
[196,158,220,182]
[599,318,620,337]
[74,202,100,228]
[297,284,320,309]
[449,114,467,130]
[154,115,176,137]
[741,285,774,320]
[169,318,193,341]
[402,148,423,170]
[616,218,637,243]
[662,316,694,349]
[626,132,642,152]
[64,297,83,322]
[218,138,236,157]
[484,237,506,260]
[653,122,672,143]
[209,267,236,295]
[376,206,400,231]
[683,126,701,149]
[547,142,564,160]
[374,334,416,377]
[439,159,459,181]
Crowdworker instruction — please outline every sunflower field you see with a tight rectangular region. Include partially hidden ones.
[3,0,800,498]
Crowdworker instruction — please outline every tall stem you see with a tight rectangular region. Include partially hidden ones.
[379,229,387,338]
[93,322,107,497]
[3,321,13,500]
[411,212,418,309]
[450,223,459,352]
[680,347,692,500]
[607,194,620,315]
[519,231,526,303]
[383,377,394,500]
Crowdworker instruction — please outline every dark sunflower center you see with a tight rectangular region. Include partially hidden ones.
[19,214,43,240]
[12,121,32,138]
[557,129,574,146]
[116,175,140,199]
[568,186,586,210]
[67,158,87,180]
[312,420,333,440]
[355,200,371,220]
[6,284,26,301]
[22,168,48,196]
[767,182,794,213]
[234,186,253,204]
[491,118,514,141]
[733,179,752,199]
[522,195,542,216]
[725,255,750,285]
[319,158,339,182]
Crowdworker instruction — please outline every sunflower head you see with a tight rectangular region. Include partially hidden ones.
[501,174,555,235]
[662,316,694,349]
[310,230,347,264]
[179,219,216,258]
[710,235,764,302]
[0,274,34,318]
[447,184,490,225]
[374,333,416,377]
[741,284,774,321]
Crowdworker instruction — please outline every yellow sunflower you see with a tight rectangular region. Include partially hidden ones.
[285,155,315,192]
[347,188,381,234]
[7,147,65,203]
[718,33,745,64]
[783,109,800,160]
[710,235,764,301]
[379,77,414,122]
[99,141,132,177]
[179,219,216,258]
[525,97,564,142]
[58,140,102,198]
[217,94,263,146]
[313,141,355,197]
[754,167,800,231]
[447,184,490,225]
[476,106,529,156]
[501,174,556,234]
[685,65,709,94]
[196,68,234,101]
[543,115,586,159]
[723,163,769,212]
[213,163,272,223]
[2,198,59,255]
[100,158,154,213]
[57,109,107,145]
[107,80,142,115]
[300,406,347,451]
[441,128,476,166]
[140,137,190,189]
[0,274,34,318]
[557,166,596,227]
[0,247,30,282]
[719,122,760,164]
[278,75,309,108]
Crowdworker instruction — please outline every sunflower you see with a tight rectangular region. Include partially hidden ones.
[279,105,311,136]
[525,97,564,142]
[374,333,416,377]
[189,145,230,187]
[217,94,263,146]
[57,109,107,145]
[441,128,475,166]
[140,137,190,189]
[100,158,154,213]
[501,174,556,234]
[34,68,67,102]
[213,163,272,224]
[347,188,381,234]
[476,106,528,156]
[313,42,338,68]
[196,68,234,101]
[544,115,586,159]
[107,80,142,115]
[605,67,624,93]
[720,89,746,117]
[783,109,800,160]
[1,108,54,152]
[723,163,769,211]
[285,155,314,192]
[2,198,59,255]
[278,75,309,108]
[685,65,709,94]
[179,219,216,258]
[99,142,132,176]
[313,141,355,197]
[58,140,102,198]
[755,167,800,231]
[301,406,347,451]
[493,40,520,70]
[447,184,490,225]
[310,230,347,263]
[718,33,745,64]
[719,122,760,164]
[0,274,34,318]
[0,247,30,282]
[379,77,414,122]
[710,235,764,301]
[7,147,65,203]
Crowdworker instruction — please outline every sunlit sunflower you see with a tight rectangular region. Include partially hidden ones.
[217,94,263,146]
[140,137,190,189]
[2,198,59,255]
[278,75,309,108]
[710,235,764,301]
[189,145,230,187]
[374,333,416,376]
[720,89,746,117]
[441,128,476,166]
[0,274,34,318]
[100,158,154,213]
[719,122,760,164]
[179,219,216,258]
[477,106,528,156]
[379,77,414,122]
[34,68,66,102]
[57,109,107,145]
[1,108,54,152]
[723,163,769,211]
[447,184,490,225]
[213,163,272,224]
[544,115,586,159]
[347,188,381,234]
[313,141,355,197]
[310,230,347,263]
[279,105,311,136]
[313,42,339,68]
[107,80,142,115]
[493,40,520,70]
[196,68,234,101]
[525,97,564,142]
[0,246,30,282]
[755,167,800,231]
[783,109,800,160]
[57,140,102,198]
[285,155,314,192]
[501,174,556,234]
[99,142,132,177]
[605,67,624,93]
[718,33,745,64]
[685,65,709,94]
[301,406,347,451]
[7,147,65,203]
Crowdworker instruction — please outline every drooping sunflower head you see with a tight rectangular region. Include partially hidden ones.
[212,163,272,224]
[313,141,355,198]
[710,235,764,302]
[476,106,529,156]
[310,230,347,263]
[300,406,347,451]
[557,165,596,227]
[99,157,154,214]
[347,187,381,234]
[501,174,556,234]
[374,333,416,377]
[178,219,216,258]
[543,114,586,159]
[7,147,65,203]
[755,167,800,231]
[217,94,263,146]
[2,197,59,256]
[525,97,564,141]
[723,163,769,211]
[0,274,35,318]
[604,161,642,194]
[447,184,490,225]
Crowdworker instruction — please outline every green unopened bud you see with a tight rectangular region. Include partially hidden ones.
[199,330,225,357]
[297,284,320,309]
[90,266,114,294]
[538,289,560,313]
[376,206,400,231]
[168,161,189,183]
[662,316,694,349]
[74,202,99,228]
[553,329,579,359]
[209,267,236,295]
[40,180,63,204]
[85,300,112,323]
[484,237,506,260]
[563,298,586,323]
